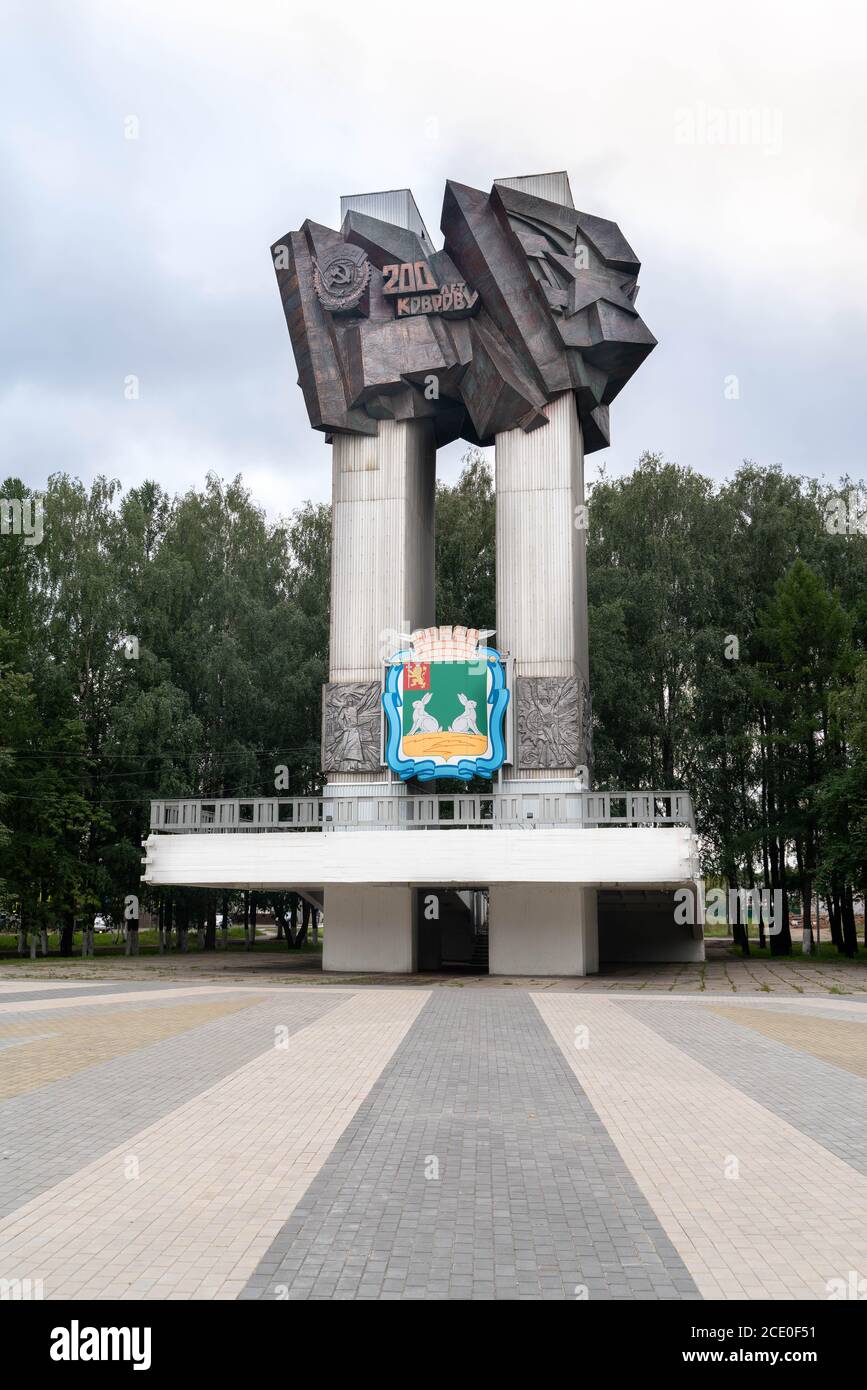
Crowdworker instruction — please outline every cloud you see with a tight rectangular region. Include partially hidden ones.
[1,0,865,516]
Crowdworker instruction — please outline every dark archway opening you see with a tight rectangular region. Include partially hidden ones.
[416,888,488,973]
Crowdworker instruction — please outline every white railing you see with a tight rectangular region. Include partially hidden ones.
[149,791,694,833]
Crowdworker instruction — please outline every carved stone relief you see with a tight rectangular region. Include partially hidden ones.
[516,676,581,770]
[322,681,381,772]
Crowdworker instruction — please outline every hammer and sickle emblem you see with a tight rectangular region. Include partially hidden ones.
[313,251,370,311]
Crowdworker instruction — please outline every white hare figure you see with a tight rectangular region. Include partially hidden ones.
[410,692,440,735]
[450,693,482,736]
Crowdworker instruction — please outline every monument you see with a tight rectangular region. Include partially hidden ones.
[142,172,703,976]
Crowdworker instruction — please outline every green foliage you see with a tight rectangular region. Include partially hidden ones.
[435,449,495,629]
[1,449,864,958]
[0,472,329,930]
[587,456,867,955]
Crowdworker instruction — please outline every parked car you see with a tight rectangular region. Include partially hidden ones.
[92,914,112,933]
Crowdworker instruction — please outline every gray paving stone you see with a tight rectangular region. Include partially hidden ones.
[621,999,867,1175]
[242,992,699,1301]
[0,980,228,1004]
[0,990,345,1219]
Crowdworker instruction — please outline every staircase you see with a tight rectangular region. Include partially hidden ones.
[470,928,489,972]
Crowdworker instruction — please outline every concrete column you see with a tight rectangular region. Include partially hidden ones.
[326,417,436,804]
[494,391,596,972]
[323,885,417,973]
[488,884,598,976]
[495,389,588,792]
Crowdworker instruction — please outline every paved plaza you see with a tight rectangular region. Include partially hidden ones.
[1,971,866,1300]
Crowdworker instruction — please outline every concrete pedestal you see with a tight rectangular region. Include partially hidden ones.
[323,885,417,974]
[488,884,599,977]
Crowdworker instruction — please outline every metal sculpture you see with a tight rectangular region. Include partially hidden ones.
[272,180,655,452]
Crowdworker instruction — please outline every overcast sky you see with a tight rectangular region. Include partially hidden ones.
[2,0,866,519]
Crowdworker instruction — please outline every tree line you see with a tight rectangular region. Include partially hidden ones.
[1,453,865,955]
[0,473,330,950]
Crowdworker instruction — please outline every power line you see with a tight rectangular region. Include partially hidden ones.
[1,745,319,762]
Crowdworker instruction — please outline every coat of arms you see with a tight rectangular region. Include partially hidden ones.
[382,626,509,782]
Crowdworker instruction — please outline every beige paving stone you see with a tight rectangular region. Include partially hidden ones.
[709,1004,867,1078]
[0,997,267,1097]
[534,993,867,1300]
[0,981,114,993]
[0,988,427,1299]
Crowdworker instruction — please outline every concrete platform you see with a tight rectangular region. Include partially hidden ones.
[142,827,703,977]
[141,825,698,889]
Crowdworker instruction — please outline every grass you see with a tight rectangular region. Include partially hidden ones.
[0,928,322,961]
[724,938,867,963]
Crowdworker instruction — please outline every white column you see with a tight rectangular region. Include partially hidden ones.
[330,418,435,681]
[322,419,434,971]
[488,884,598,976]
[495,389,588,792]
[494,392,596,975]
[323,885,417,973]
[327,418,435,802]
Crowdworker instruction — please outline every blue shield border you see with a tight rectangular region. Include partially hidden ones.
[382,647,510,783]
